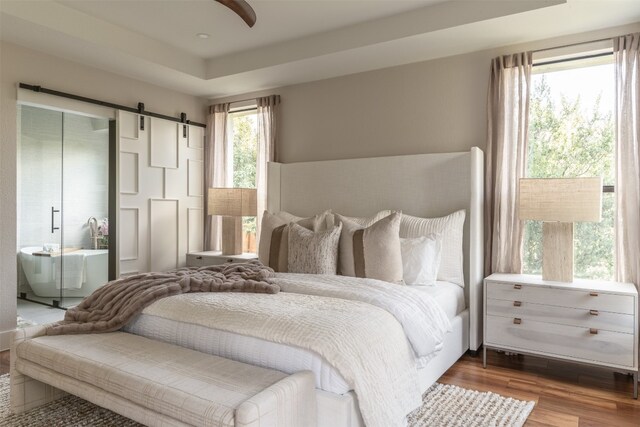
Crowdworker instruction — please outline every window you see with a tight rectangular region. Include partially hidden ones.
[228,108,258,253]
[524,56,615,280]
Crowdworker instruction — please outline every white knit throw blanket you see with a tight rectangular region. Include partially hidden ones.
[273,273,451,365]
[142,290,423,427]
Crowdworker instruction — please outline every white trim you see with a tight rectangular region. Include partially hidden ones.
[0,329,13,352]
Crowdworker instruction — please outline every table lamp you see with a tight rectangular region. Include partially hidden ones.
[518,177,603,282]
[208,188,257,255]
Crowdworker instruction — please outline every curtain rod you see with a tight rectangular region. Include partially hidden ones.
[531,36,613,54]
[19,83,206,128]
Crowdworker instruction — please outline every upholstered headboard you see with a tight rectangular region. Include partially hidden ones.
[267,147,484,351]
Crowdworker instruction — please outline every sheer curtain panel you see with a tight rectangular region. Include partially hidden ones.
[614,33,640,291]
[256,95,281,246]
[204,103,231,251]
[484,52,532,276]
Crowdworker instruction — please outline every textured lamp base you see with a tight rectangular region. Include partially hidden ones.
[221,216,242,255]
[542,222,573,282]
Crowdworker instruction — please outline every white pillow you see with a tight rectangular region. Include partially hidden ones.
[400,235,442,286]
[400,210,466,287]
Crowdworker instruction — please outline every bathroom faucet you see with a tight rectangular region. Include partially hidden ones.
[87,217,98,250]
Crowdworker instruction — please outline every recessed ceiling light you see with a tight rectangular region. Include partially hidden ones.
[196,33,210,39]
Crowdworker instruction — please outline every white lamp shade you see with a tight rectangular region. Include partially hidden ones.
[519,177,603,223]
[208,188,257,217]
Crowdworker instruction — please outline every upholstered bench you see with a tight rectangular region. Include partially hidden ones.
[10,326,317,427]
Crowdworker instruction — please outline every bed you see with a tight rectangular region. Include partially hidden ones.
[124,147,485,427]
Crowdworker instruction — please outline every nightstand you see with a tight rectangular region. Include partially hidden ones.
[483,273,638,398]
[186,251,258,267]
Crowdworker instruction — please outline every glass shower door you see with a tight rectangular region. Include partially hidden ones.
[17,105,64,307]
[18,105,111,309]
[60,111,110,308]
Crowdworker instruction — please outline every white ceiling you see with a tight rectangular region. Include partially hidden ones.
[1,0,640,98]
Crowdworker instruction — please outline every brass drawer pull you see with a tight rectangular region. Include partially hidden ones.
[589,310,599,316]
[514,284,522,290]
[590,328,598,335]
[513,301,522,307]
[196,256,203,260]
[590,292,599,297]
[513,318,522,325]
[227,259,234,263]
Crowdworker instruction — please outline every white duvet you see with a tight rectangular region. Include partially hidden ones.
[125,273,451,427]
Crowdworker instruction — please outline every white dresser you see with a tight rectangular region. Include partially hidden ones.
[186,251,258,267]
[483,273,638,398]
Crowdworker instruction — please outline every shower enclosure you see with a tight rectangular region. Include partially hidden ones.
[17,104,114,309]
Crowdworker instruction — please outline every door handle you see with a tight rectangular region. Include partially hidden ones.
[51,206,60,233]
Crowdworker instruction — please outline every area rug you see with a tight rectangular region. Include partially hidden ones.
[0,374,534,426]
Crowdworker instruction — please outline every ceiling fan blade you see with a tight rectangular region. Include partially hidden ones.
[214,0,256,28]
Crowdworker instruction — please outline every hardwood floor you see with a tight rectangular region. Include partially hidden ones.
[441,350,638,426]
[0,348,636,425]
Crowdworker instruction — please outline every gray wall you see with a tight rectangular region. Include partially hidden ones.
[211,23,640,164]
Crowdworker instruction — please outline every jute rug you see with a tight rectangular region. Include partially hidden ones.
[0,374,534,426]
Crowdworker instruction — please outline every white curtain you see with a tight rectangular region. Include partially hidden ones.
[614,33,640,291]
[484,52,532,276]
[256,95,281,247]
[204,103,231,251]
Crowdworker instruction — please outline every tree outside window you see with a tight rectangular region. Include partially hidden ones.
[229,110,258,253]
[524,60,615,280]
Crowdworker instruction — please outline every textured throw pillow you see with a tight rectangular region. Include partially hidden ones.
[287,222,342,274]
[399,210,466,287]
[258,211,323,272]
[337,212,404,284]
[400,235,442,286]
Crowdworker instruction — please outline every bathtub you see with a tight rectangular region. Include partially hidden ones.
[20,247,108,297]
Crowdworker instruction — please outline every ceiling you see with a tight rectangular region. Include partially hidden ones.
[1,0,640,98]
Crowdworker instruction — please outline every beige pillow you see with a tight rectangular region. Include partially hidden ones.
[287,222,342,274]
[278,210,333,231]
[399,210,466,287]
[337,212,404,284]
[258,211,323,272]
[335,210,393,275]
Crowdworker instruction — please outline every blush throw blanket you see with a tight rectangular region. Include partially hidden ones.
[45,261,277,336]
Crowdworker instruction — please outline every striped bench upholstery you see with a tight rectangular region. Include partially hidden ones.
[11,329,316,427]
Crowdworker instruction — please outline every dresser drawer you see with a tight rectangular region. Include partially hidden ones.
[486,298,635,334]
[486,314,634,368]
[486,281,635,315]
[186,254,228,267]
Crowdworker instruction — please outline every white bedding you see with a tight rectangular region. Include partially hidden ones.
[413,281,466,321]
[124,275,465,397]
[129,280,438,427]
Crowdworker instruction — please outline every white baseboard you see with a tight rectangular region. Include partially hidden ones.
[1,328,14,351]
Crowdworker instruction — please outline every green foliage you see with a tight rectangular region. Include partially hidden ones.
[231,113,258,234]
[524,74,615,280]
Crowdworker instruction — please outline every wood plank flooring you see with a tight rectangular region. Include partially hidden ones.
[440,350,638,426]
[0,348,636,425]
